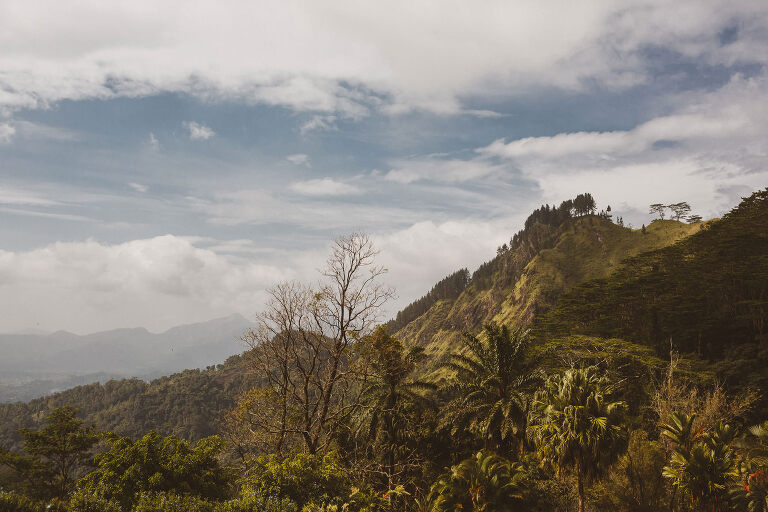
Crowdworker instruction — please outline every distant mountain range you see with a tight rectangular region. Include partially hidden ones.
[0,314,254,402]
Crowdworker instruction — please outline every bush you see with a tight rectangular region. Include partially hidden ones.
[68,489,121,512]
[215,494,298,512]
[131,492,216,512]
[239,452,350,508]
[0,491,43,512]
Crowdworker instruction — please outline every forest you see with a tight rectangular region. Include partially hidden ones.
[1,190,768,512]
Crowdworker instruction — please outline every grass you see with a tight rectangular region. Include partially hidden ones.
[396,216,703,371]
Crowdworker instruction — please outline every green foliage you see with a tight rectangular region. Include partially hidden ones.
[440,323,541,454]
[68,488,122,512]
[0,491,43,512]
[130,492,216,512]
[240,452,351,509]
[0,355,257,455]
[529,366,627,512]
[386,269,470,333]
[662,417,737,511]
[591,430,668,512]
[355,326,435,489]
[75,431,229,509]
[541,189,768,360]
[427,451,526,511]
[0,406,99,500]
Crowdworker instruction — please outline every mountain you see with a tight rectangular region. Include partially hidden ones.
[0,314,254,402]
[393,214,703,370]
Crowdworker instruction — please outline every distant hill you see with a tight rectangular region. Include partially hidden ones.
[0,314,254,402]
[0,352,258,452]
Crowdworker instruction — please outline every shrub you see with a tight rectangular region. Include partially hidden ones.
[239,452,350,508]
[0,491,43,512]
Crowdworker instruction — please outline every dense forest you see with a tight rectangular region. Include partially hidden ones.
[2,191,768,512]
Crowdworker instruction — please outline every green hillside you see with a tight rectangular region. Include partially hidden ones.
[0,354,257,453]
[396,214,702,368]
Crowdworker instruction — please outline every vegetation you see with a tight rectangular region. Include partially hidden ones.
[1,192,768,511]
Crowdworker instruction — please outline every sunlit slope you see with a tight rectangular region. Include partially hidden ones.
[395,216,702,365]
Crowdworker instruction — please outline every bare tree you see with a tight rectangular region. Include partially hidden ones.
[241,233,394,455]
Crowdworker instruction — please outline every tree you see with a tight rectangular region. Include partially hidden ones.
[242,233,394,455]
[528,366,627,512]
[573,193,597,216]
[440,323,541,455]
[687,214,703,224]
[5,407,100,499]
[662,419,737,512]
[650,203,667,220]
[355,326,435,492]
[427,451,526,512]
[668,202,692,221]
[75,431,228,509]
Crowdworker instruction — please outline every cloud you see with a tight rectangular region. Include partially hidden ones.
[148,132,160,150]
[385,157,505,184]
[129,182,148,193]
[2,1,766,116]
[477,74,768,226]
[289,177,360,196]
[0,185,60,206]
[0,123,16,143]
[286,153,310,166]
[300,115,337,135]
[184,121,215,140]
[0,235,292,333]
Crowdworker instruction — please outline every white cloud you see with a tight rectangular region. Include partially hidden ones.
[289,177,359,196]
[0,221,517,333]
[300,115,337,135]
[385,157,504,184]
[477,74,768,226]
[129,182,148,193]
[0,185,60,206]
[1,1,765,116]
[286,153,310,166]
[0,235,292,333]
[373,219,510,316]
[0,123,16,143]
[184,121,215,140]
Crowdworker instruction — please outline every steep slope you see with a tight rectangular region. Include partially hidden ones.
[539,189,768,357]
[396,215,701,367]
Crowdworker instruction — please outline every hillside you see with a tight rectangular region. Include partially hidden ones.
[0,352,258,453]
[396,214,702,368]
[538,188,768,364]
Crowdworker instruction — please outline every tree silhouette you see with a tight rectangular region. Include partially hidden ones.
[649,203,667,220]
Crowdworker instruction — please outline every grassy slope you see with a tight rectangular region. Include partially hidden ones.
[396,216,702,369]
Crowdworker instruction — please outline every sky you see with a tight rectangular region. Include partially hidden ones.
[1,0,767,334]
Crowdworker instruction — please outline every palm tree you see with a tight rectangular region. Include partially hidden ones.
[356,326,436,491]
[440,323,541,455]
[662,418,736,512]
[427,450,526,512]
[528,366,627,512]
